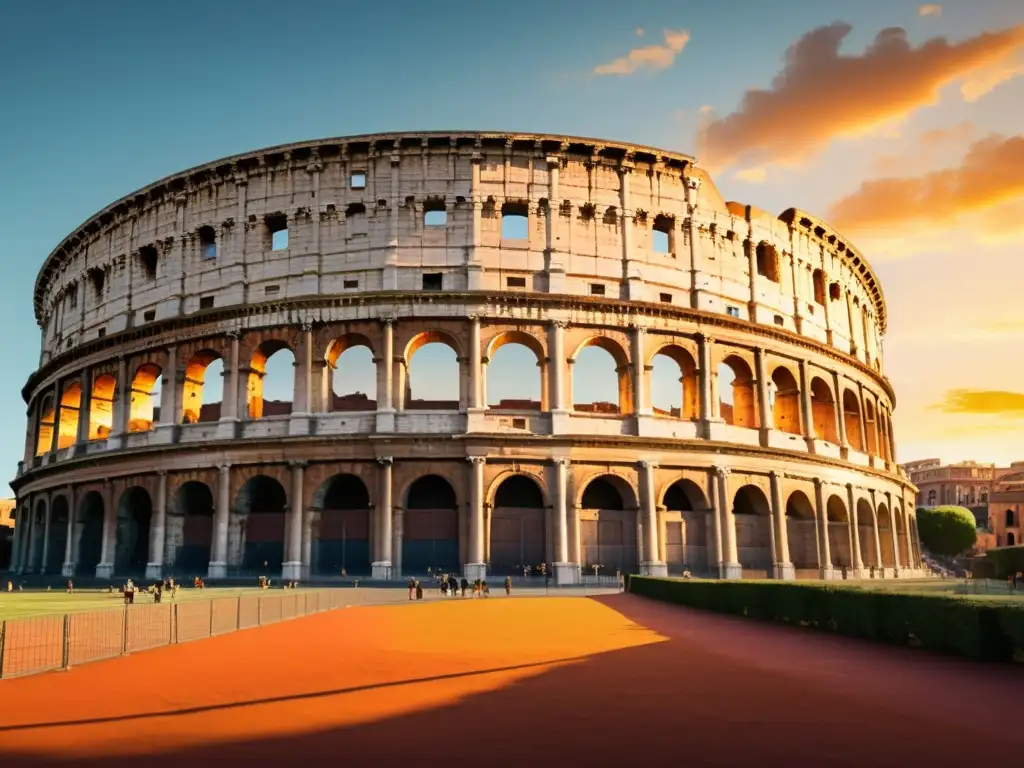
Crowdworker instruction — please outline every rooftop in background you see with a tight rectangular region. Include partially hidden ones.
[0,498,14,528]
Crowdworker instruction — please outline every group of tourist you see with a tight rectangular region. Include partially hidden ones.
[406,572,516,600]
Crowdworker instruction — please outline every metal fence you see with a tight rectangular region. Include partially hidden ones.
[0,588,409,680]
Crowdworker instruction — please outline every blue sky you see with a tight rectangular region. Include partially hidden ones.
[2,0,1024,492]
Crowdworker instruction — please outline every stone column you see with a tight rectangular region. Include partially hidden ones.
[108,356,128,449]
[465,456,487,581]
[155,345,178,442]
[372,457,394,579]
[61,485,76,576]
[20,502,35,573]
[9,508,22,572]
[887,491,901,574]
[799,359,815,447]
[208,464,230,578]
[716,467,741,579]
[282,461,306,580]
[770,470,794,579]
[545,150,566,293]
[301,509,314,581]
[549,321,569,433]
[847,483,864,574]
[218,330,241,438]
[698,333,716,435]
[639,460,666,576]
[814,478,834,579]
[75,367,93,450]
[40,496,53,574]
[869,489,884,576]
[551,457,576,584]
[631,325,650,417]
[832,370,848,451]
[146,471,167,580]
[49,378,62,454]
[95,480,115,579]
[754,347,773,441]
[375,318,396,432]
[289,321,313,436]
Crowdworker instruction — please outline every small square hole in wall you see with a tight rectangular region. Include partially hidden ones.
[350,172,366,189]
[726,305,740,318]
[265,285,280,296]
[506,276,526,288]
[590,284,605,296]
[143,310,156,323]
[422,272,443,291]
[96,327,105,338]
[343,279,359,289]
[512,418,527,430]
[424,209,447,227]
[199,296,215,310]
[774,315,784,326]
[659,292,672,303]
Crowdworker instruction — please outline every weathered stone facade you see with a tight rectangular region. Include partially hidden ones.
[10,132,921,584]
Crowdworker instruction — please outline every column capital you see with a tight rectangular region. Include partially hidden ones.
[769,469,782,480]
[684,175,702,192]
[714,466,730,479]
[379,315,396,326]
[812,476,824,489]
[218,463,231,473]
[551,319,569,330]
[466,312,481,323]
[467,456,486,466]
[288,460,308,470]
[225,328,242,340]
[551,457,571,467]
[845,481,854,491]
[638,459,658,471]
[376,456,393,466]
[629,323,647,334]
[298,319,314,333]
[696,332,714,344]
[156,469,168,477]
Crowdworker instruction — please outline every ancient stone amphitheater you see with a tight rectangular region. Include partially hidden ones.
[9,131,921,584]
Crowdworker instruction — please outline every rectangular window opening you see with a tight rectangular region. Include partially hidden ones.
[652,214,674,254]
[264,285,280,296]
[659,292,672,303]
[143,310,156,323]
[267,214,288,251]
[726,305,740,318]
[506,276,527,288]
[96,327,105,338]
[343,279,359,289]
[589,283,606,296]
[199,296,215,310]
[500,201,529,239]
[424,209,447,227]
[512,418,527,430]
[198,226,217,260]
[774,315,784,326]
[139,245,159,278]
[350,172,366,189]
[422,272,443,291]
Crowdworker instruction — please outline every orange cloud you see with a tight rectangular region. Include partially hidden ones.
[931,389,1024,416]
[734,167,767,183]
[592,29,690,75]
[828,134,1024,234]
[918,4,942,17]
[918,121,975,146]
[699,22,1024,169]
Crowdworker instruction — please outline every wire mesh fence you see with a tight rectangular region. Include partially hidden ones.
[0,587,411,681]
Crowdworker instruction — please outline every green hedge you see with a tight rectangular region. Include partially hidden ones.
[628,577,1024,663]
[984,546,1024,579]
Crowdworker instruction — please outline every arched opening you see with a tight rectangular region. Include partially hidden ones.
[579,476,638,575]
[1007,509,1016,527]
[663,479,708,573]
[785,490,817,571]
[35,394,55,456]
[47,495,70,574]
[650,346,698,419]
[57,381,82,449]
[810,378,838,443]
[170,481,214,575]
[857,498,878,567]
[1009,532,1017,546]
[864,400,879,456]
[755,242,780,282]
[572,338,629,415]
[248,341,293,419]
[733,485,772,572]
[115,487,152,574]
[490,475,546,575]
[129,364,163,432]
[486,333,543,410]
[182,351,224,424]
[403,475,459,575]
[718,356,756,428]
[877,504,895,567]
[76,491,105,576]
[315,474,372,575]
[842,390,864,452]
[812,269,826,305]
[895,506,910,566]
[327,337,377,411]
[237,475,288,572]
[826,495,851,568]
[88,374,117,440]
[26,499,47,572]
[406,334,460,410]
[770,367,801,435]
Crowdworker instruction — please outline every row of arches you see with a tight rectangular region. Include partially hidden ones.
[14,468,916,579]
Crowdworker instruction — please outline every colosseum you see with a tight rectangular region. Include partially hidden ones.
[8,131,922,585]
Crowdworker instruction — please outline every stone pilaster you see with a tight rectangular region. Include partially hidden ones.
[770,470,794,580]
[208,464,230,578]
[146,471,167,580]
[551,457,577,584]
[282,461,306,581]
[465,456,487,581]
[639,460,666,576]
[372,456,394,580]
[716,466,741,579]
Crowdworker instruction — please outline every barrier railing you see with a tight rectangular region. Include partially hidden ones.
[0,587,409,680]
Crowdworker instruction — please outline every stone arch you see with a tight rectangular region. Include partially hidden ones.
[570,336,632,415]
[404,330,461,411]
[76,490,105,576]
[489,473,547,575]
[169,480,215,574]
[648,343,699,419]
[856,497,878,567]
[326,333,377,411]
[719,355,756,428]
[24,497,47,572]
[236,475,288,572]
[88,374,117,440]
[128,363,162,432]
[770,366,801,435]
[661,478,709,573]
[864,399,879,456]
[842,389,864,452]
[578,474,639,576]
[810,377,838,444]
[57,381,82,449]
[877,503,895,567]
[785,490,817,570]
[46,494,70,574]
[485,330,545,410]
[733,484,772,571]
[1009,531,1017,546]
[894,503,910,566]
[248,340,294,419]
[403,474,460,575]
[1007,509,1016,527]
[35,392,55,456]
[314,473,372,576]
[182,350,223,424]
[826,494,851,567]
[115,486,152,574]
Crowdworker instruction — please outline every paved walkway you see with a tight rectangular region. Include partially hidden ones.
[0,593,1021,766]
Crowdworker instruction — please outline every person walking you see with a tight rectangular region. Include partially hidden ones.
[415,580,424,601]
[460,576,468,597]
[504,575,512,596]
[408,577,416,600]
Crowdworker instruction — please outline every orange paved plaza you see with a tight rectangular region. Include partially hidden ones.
[1,594,1022,766]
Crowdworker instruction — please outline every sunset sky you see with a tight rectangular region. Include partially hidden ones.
[1,0,1022,493]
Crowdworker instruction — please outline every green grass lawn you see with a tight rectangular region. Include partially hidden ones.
[0,587,310,622]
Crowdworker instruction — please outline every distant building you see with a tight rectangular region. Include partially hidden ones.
[988,462,1024,547]
[902,459,995,527]
[0,497,13,570]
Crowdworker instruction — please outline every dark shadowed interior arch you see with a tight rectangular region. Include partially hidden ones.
[733,485,772,572]
[403,475,459,574]
[490,475,546,575]
[237,476,288,571]
[856,498,878,568]
[826,495,851,568]
[171,481,214,574]
[785,490,817,571]
[46,495,70,574]
[115,487,152,574]
[76,491,105,576]
[579,476,636,575]
[663,479,708,574]
[316,474,371,575]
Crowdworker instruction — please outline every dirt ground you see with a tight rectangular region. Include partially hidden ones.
[0,594,1021,767]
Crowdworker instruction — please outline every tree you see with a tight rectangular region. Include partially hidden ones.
[916,506,977,557]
